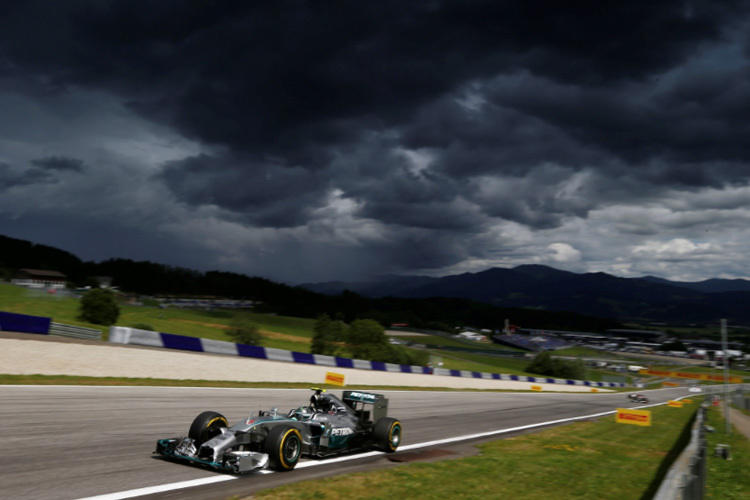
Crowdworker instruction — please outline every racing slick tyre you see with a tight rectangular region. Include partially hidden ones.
[373,417,401,452]
[188,411,228,446]
[264,426,303,471]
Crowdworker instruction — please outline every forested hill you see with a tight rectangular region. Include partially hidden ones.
[0,234,621,333]
[302,265,750,325]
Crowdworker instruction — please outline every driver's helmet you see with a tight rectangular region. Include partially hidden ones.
[314,394,336,413]
[310,393,323,412]
[292,406,313,420]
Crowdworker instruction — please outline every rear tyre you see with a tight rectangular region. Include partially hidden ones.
[373,418,401,452]
[264,426,302,471]
[188,411,228,446]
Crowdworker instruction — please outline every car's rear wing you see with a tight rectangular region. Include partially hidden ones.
[342,391,389,423]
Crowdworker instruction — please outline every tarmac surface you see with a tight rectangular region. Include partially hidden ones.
[0,382,691,500]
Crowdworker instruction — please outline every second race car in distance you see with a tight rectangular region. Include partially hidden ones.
[627,393,650,403]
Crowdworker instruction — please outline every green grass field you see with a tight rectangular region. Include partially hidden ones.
[704,405,750,499]
[0,282,316,350]
[0,282,655,382]
[554,345,609,357]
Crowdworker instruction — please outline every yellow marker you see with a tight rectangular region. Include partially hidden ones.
[590,388,599,393]
[325,372,345,386]
[667,400,683,408]
[683,399,693,404]
[531,385,542,391]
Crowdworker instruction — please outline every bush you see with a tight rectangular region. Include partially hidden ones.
[78,289,120,326]
[526,351,586,380]
[404,347,430,367]
[311,314,346,356]
[348,319,388,359]
[225,319,262,346]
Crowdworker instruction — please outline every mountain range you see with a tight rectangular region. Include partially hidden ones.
[2,232,748,326]
[301,265,750,325]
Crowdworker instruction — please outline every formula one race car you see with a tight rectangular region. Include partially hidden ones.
[627,393,649,404]
[155,388,402,473]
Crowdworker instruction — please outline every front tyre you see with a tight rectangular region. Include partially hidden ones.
[264,426,302,471]
[373,418,401,452]
[188,411,228,446]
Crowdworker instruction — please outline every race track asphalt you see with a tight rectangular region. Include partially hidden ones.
[0,385,691,500]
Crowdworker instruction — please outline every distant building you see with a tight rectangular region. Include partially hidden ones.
[605,329,667,343]
[458,331,488,342]
[12,269,68,289]
[95,276,114,288]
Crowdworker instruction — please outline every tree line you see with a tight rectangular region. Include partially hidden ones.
[1,234,622,334]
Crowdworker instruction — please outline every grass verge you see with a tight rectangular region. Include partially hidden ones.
[704,406,750,499]
[254,402,703,500]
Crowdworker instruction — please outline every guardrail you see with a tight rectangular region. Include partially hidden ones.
[652,384,750,500]
[701,383,750,394]
[49,322,102,340]
[1,311,102,340]
[731,394,749,410]
[653,405,707,500]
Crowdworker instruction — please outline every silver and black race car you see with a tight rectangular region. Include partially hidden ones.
[155,388,402,473]
[627,393,649,403]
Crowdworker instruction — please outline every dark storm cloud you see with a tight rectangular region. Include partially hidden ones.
[1,156,84,190]
[30,156,84,172]
[3,1,744,151]
[3,1,750,281]
[102,0,750,241]
[0,162,59,187]
[486,72,750,170]
[159,153,330,227]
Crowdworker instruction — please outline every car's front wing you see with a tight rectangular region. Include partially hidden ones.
[155,438,269,473]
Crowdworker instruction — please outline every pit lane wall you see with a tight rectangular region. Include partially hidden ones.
[108,326,625,391]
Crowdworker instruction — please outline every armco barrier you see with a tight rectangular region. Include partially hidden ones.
[0,311,50,335]
[108,327,626,388]
[0,311,101,340]
[653,405,707,500]
[49,322,102,340]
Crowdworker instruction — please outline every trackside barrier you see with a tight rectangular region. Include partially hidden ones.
[0,311,101,340]
[653,405,707,500]
[731,393,749,410]
[49,322,102,340]
[0,311,51,335]
[701,384,750,395]
[108,327,626,388]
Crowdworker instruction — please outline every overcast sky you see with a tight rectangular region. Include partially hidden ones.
[2,1,750,284]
